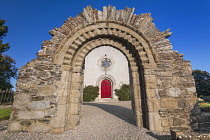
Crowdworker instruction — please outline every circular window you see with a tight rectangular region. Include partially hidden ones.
[98,56,113,71]
[101,58,112,69]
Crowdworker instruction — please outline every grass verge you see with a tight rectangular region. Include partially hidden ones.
[0,108,12,121]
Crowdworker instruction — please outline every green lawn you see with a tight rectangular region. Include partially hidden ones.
[198,100,210,109]
[0,108,12,121]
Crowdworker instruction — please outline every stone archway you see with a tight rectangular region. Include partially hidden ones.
[62,30,158,129]
[8,6,197,133]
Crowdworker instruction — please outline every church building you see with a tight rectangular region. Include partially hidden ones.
[84,46,129,101]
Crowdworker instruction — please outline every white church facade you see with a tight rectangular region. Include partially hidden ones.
[83,46,130,101]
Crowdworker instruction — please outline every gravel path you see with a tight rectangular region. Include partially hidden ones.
[0,101,171,140]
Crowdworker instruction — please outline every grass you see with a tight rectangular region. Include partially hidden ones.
[0,108,12,121]
[198,100,210,109]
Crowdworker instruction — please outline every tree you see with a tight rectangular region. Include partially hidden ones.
[0,19,17,90]
[192,70,210,97]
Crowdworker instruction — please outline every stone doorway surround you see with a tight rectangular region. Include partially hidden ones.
[8,6,197,133]
[95,75,117,101]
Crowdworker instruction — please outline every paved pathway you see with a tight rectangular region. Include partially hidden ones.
[0,101,171,140]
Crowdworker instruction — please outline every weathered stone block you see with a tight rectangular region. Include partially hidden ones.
[146,89,156,98]
[39,85,56,96]
[69,103,79,115]
[147,98,160,112]
[70,90,80,98]
[148,112,163,131]
[51,116,66,128]
[171,76,181,85]
[160,97,178,109]
[38,119,50,124]
[8,122,22,131]
[159,108,169,117]
[67,114,79,129]
[180,114,188,119]
[20,120,32,127]
[161,118,169,127]
[28,124,51,133]
[58,96,67,105]
[178,100,185,108]
[31,96,44,101]
[70,82,82,90]
[13,94,30,109]
[145,75,156,83]
[145,83,157,89]
[51,105,66,127]
[173,118,185,126]
[70,97,80,104]
[168,87,180,97]
[186,87,196,94]
[52,127,65,133]
[170,109,183,114]
[29,100,50,110]
[17,110,45,119]
[71,73,82,82]
[158,89,167,97]
[46,108,57,116]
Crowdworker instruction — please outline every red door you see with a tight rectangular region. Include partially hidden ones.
[101,80,112,98]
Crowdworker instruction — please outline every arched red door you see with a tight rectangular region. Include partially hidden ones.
[101,79,112,98]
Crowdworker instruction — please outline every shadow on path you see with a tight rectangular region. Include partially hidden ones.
[83,102,171,140]
[83,102,136,126]
[146,132,171,140]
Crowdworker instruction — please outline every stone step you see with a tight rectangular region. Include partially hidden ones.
[94,98,118,103]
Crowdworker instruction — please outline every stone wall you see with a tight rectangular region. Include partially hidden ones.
[154,44,197,131]
[8,6,197,133]
[8,55,62,132]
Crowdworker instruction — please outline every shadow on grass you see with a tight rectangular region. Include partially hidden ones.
[83,102,136,126]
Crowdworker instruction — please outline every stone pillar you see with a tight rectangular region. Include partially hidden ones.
[144,64,162,131]
[66,72,83,129]
[131,70,143,127]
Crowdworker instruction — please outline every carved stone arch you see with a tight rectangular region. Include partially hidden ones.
[96,74,116,86]
[54,21,158,67]
[62,31,159,130]
[71,38,139,71]
[9,6,197,134]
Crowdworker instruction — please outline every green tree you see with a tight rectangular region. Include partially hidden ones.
[192,70,210,97]
[115,84,131,101]
[0,19,17,90]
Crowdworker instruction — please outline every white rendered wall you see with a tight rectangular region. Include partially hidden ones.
[84,46,130,92]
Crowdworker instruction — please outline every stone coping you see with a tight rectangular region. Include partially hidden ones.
[170,129,210,140]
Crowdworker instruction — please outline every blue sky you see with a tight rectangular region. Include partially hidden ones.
[0,0,210,88]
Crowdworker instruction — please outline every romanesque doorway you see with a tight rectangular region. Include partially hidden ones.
[101,79,112,98]
[8,6,197,133]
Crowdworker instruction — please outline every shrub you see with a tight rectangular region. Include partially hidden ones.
[115,84,131,101]
[83,85,99,102]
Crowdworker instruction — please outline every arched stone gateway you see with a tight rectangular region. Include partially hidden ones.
[8,6,197,133]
